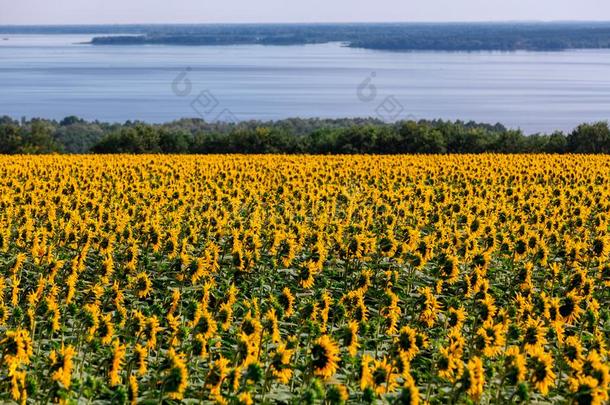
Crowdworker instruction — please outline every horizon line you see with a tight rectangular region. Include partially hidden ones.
[2,19,610,27]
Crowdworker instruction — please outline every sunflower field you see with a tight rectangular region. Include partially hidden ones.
[1,154,610,404]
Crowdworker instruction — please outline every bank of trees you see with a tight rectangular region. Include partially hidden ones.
[1,116,609,155]
[83,22,610,51]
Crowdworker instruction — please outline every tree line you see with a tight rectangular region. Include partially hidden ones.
[1,115,610,155]
[83,22,610,52]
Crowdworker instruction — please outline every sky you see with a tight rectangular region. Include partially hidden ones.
[1,0,609,25]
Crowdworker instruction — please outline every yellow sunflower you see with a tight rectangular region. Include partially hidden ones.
[527,346,556,396]
[461,356,485,401]
[311,335,341,379]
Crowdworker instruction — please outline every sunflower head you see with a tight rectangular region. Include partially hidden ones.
[563,336,584,369]
[311,335,340,380]
[132,272,152,298]
[527,347,556,396]
[396,326,419,361]
[369,357,397,395]
[569,375,609,405]
[504,346,526,385]
[460,357,485,400]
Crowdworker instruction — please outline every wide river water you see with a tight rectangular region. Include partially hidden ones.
[1,34,609,133]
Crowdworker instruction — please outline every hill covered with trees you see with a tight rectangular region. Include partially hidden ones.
[3,22,610,51]
[86,22,610,51]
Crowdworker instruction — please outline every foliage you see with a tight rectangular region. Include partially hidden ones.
[78,22,610,51]
[2,116,610,155]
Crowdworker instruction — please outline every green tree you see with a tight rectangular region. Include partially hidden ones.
[21,120,60,154]
[398,121,446,154]
[0,123,23,154]
[567,122,610,153]
[545,131,568,154]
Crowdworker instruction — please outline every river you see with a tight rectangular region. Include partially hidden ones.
[1,34,609,133]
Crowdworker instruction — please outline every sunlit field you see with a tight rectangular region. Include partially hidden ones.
[1,154,609,404]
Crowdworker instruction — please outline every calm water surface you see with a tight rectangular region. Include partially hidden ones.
[1,34,609,133]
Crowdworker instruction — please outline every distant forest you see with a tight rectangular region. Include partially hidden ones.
[1,116,610,154]
[2,22,610,51]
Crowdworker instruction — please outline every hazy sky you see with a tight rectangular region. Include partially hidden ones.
[1,0,609,25]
